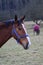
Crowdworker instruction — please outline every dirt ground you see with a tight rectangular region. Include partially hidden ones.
[0,21,43,65]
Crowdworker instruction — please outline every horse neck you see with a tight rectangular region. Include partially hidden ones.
[0,24,13,48]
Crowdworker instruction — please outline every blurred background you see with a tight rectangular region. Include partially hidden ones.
[0,0,43,21]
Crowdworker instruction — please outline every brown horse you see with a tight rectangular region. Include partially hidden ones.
[0,16,31,49]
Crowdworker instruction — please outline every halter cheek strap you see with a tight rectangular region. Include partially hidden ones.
[12,25,29,43]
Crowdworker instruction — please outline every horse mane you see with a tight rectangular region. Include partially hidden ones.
[0,19,14,29]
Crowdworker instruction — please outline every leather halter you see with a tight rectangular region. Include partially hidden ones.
[5,19,29,43]
[12,25,29,43]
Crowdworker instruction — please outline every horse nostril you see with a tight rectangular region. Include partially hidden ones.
[24,43,29,50]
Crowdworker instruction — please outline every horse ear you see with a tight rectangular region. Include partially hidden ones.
[15,15,18,21]
[21,15,25,21]
[23,15,25,18]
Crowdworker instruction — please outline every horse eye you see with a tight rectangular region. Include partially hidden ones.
[18,27,21,30]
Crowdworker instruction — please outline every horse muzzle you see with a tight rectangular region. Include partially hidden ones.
[21,42,29,50]
[24,42,29,49]
[21,37,31,50]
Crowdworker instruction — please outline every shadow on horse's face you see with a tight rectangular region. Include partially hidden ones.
[12,23,30,49]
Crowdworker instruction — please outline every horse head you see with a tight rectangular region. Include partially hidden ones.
[0,16,31,49]
[12,20,31,49]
